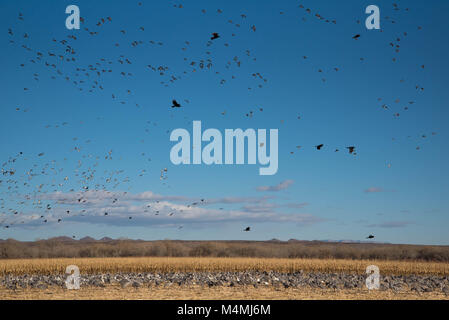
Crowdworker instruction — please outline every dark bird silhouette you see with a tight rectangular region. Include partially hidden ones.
[346,146,355,154]
[211,32,220,40]
[171,99,181,108]
[366,234,375,239]
[315,144,324,150]
[244,226,251,232]
[353,34,360,39]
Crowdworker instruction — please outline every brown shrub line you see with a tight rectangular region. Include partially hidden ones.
[1,239,449,262]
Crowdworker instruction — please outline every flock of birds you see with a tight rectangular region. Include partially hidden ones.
[0,2,437,242]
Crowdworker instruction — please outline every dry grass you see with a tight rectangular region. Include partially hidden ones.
[1,257,449,276]
[0,285,448,300]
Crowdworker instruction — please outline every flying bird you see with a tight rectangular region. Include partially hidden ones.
[171,100,181,108]
[346,146,355,154]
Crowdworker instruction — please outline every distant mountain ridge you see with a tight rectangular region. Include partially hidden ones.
[0,236,388,244]
[79,236,96,242]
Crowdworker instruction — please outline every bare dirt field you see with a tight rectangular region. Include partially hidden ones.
[1,285,448,300]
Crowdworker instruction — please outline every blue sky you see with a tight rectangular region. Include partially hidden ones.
[0,0,448,244]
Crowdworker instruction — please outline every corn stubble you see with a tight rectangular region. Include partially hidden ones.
[1,257,448,276]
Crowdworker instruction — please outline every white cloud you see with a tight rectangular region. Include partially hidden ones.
[257,180,294,192]
[7,190,324,228]
[364,187,384,193]
[367,221,413,228]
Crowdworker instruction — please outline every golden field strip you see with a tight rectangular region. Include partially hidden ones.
[1,285,448,300]
[1,257,449,276]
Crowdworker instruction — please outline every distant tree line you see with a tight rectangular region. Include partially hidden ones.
[1,238,449,261]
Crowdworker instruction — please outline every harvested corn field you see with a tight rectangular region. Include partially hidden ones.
[1,257,449,276]
[2,285,448,300]
[1,257,449,300]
